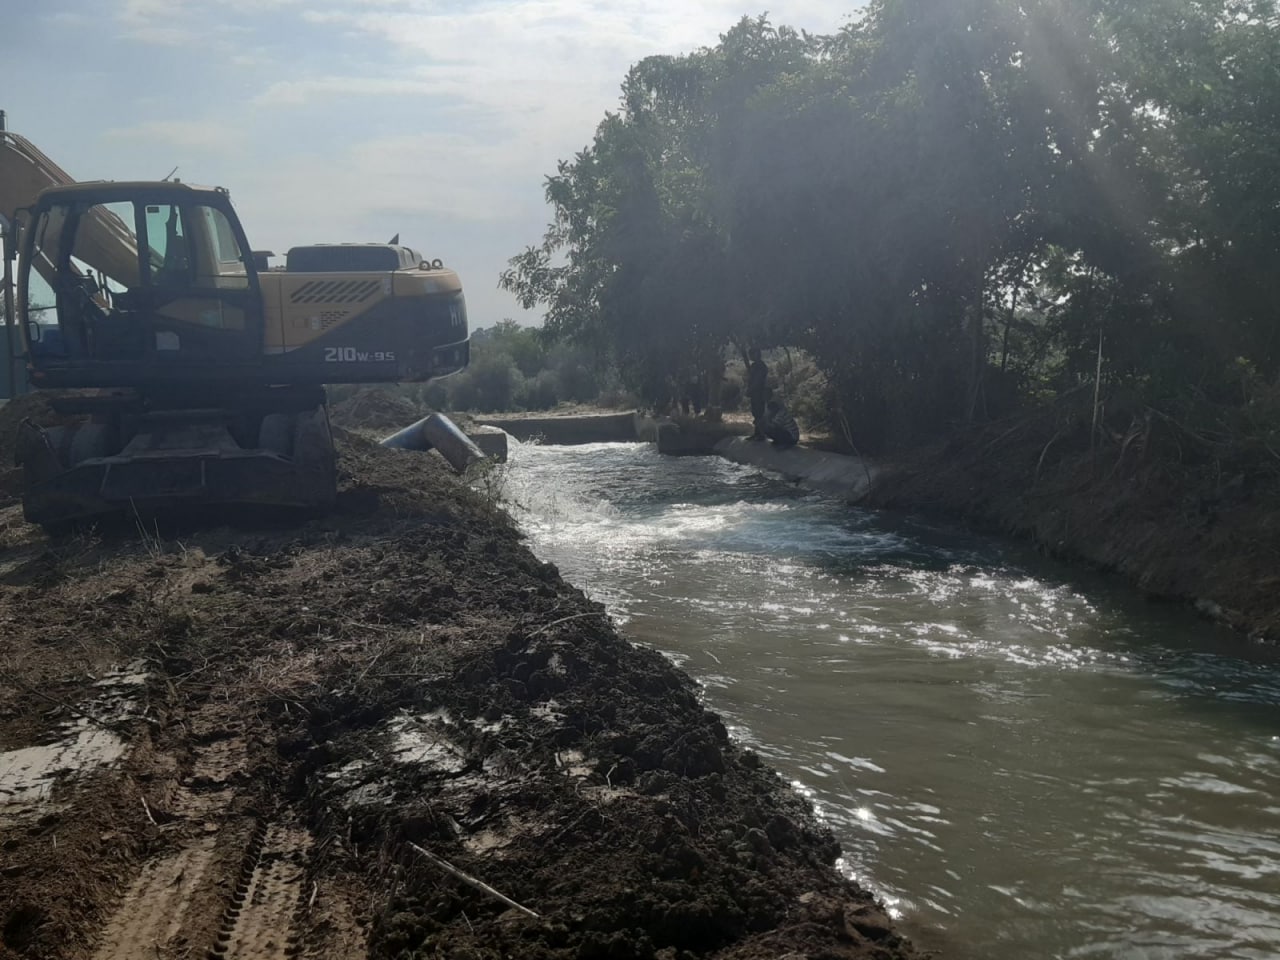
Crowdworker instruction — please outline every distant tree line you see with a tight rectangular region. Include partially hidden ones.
[501,0,1280,454]
[420,320,630,413]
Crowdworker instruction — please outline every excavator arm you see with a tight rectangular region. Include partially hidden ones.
[2,128,144,294]
[0,125,74,395]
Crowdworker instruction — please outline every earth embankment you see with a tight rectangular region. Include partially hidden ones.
[0,407,915,959]
[866,400,1280,642]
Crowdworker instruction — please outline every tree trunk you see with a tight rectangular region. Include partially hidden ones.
[965,276,987,423]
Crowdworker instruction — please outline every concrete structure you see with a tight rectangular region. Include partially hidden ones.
[714,436,879,502]
[477,412,638,445]
[467,425,508,462]
[635,416,749,456]
[381,413,485,473]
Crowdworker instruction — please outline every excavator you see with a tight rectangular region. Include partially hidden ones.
[0,118,470,529]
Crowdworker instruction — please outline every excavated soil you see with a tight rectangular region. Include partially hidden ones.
[329,389,426,433]
[0,427,915,960]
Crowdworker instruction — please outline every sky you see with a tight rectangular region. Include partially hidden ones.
[1,0,859,327]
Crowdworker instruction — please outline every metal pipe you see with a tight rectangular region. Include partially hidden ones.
[381,412,484,473]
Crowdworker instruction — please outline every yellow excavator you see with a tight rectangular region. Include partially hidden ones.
[1,118,469,529]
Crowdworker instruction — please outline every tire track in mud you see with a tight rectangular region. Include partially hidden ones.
[91,835,219,959]
[89,732,239,960]
[213,820,312,959]
[175,734,247,817]
[90,727,297,960]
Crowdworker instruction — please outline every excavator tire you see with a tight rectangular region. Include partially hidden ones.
[68,423,116,466]
[257,413,295,458]
[291,406,337,507]
[39,425,73,468]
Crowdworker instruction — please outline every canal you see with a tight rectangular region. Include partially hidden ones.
[505,440,1280,960]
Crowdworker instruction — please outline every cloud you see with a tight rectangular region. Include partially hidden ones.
[113,0,305,44]
[114,0,197,44]
[251,76,442,107]
[45,10,91,26]
[77,0,859,322]
[234,130,537,229]
[104,120,247,153]
[254,1,857,166]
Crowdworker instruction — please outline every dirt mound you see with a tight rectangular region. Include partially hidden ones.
[0,435,914,959]
[330,388,425,432]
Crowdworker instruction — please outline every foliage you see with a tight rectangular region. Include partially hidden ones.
[503,1,1280,452]
[426,320,618,413]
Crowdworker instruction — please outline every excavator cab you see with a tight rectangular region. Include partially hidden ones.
[17,182,264,388]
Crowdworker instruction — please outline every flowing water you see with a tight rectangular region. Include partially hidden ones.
[503,440,1280,960]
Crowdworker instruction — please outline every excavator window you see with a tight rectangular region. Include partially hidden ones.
[144,203,194,287]
[22,209,64,352]
[24,194,261,369]
[196,206,249,290]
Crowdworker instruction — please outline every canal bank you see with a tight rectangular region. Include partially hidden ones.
[862,419,1280,644]
[0,398,917,960]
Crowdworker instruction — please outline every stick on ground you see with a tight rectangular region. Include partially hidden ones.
[408,842,540,919]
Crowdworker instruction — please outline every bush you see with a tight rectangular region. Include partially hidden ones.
[519,369,561,409]
[448,353,524,412]
[773,350,832,432]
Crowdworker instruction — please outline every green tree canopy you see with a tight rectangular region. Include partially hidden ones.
[503,0,1280,449]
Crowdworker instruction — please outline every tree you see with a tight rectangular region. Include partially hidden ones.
[504,1,1280,449]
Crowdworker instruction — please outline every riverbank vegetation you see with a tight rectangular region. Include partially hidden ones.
[500,0,1280,461]
[329,321,632,415]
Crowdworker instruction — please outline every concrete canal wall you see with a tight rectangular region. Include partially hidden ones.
[476,412,639,444]
[475,410,879,503]
[714,436,880,502]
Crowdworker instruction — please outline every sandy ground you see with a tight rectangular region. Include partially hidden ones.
[0,395,915,960]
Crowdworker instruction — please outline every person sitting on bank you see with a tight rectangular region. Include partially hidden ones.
[764,398,800,448]
[747,347,769,440]
[679,371,703,417]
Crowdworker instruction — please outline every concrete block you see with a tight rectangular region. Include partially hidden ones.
[467,427,508,462]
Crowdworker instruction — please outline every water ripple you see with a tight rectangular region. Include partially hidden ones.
[507,441,1280,960]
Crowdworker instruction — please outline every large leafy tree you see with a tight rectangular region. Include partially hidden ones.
[504,0,1280,450]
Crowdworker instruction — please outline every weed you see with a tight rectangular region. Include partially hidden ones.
[465,457,513,514]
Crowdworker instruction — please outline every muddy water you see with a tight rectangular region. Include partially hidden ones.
[504,441,1280,960]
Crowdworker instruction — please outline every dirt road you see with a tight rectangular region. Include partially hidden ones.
[0,420,915,959]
